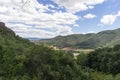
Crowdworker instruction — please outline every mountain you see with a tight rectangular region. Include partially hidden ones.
[36,28,120,49]
[26,38,41,41]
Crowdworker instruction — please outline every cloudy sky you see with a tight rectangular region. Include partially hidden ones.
[0,0,120,38]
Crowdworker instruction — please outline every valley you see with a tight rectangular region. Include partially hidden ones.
[0,0,120,79]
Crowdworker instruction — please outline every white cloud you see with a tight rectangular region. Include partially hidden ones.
[84,14,96,19]
[100,11,120,25]
[52,0,105,13]
[6,23,55,38]
[88,6,94,9]
[100,15,117,25]
[81,31,97,34]
[117,11,120,16]
[73,24,79,27]
[0,0,79,38]
[0,0,107,38]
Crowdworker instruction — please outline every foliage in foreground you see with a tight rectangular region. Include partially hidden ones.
[85,45,120,75]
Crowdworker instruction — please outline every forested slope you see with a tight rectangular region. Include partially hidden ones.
[0,22,91,80]
[37,28,120,49]
[0,22,120,80]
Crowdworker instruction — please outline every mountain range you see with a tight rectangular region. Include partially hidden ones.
[36,28,120,49]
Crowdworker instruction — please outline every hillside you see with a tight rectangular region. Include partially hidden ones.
[36,28,120,49]
[0,22,33,53]
[1,22,120,80]
[0,22,92,80]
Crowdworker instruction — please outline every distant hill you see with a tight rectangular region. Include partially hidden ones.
[26,38,41,41]
[36,28,120,49]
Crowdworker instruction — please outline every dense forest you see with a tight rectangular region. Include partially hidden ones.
[0,22,120,80]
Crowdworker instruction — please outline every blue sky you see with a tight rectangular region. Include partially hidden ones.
[0,0,120,38]
[74,0,120,33]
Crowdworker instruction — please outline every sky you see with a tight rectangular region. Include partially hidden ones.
[0,0,120,38]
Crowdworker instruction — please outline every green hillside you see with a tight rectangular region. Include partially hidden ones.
[0,22,33,54]
[0,22,120,80]
[37,28,120,49]
[0,22,92,80]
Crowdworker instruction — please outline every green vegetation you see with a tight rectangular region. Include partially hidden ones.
[0,22,92,80]
[76,45,120,80]
[0,22,120,80]
[85,45,120,75]
[37,28,120,49]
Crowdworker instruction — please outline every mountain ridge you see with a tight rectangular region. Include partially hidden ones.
[36,28,120,49]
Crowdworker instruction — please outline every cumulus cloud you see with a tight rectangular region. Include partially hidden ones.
[0,0,79,38]
[52,0,105,13]
[84,14,96,19]
[100,11,120,25]
[0,0,106,38]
